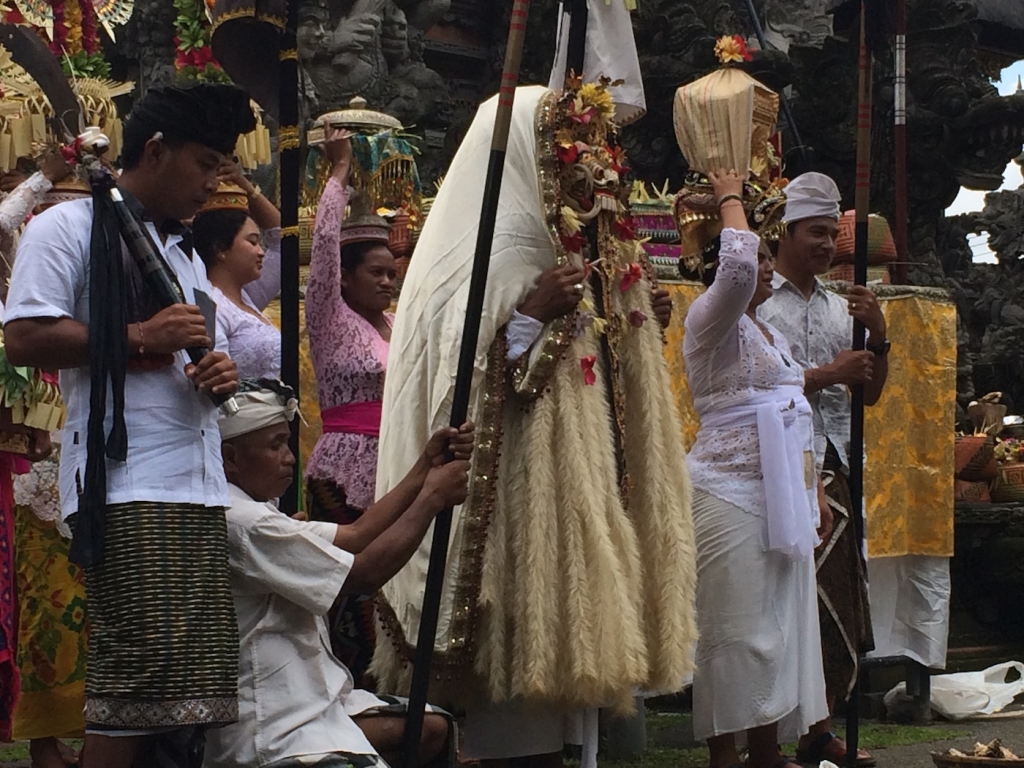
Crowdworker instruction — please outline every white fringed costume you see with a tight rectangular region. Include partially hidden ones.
[370,84,697,715]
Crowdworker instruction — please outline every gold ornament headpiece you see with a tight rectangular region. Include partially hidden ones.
[198,181,250,214]
[674,172,788,275]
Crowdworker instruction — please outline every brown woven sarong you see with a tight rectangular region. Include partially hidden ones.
[82,502,238,729]
[816,443,875,702]
[307,477,377,689]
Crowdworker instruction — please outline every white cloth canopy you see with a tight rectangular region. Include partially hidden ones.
[548,0,646,126]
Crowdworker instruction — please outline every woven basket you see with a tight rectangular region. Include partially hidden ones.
[834,210,898,265]
[956,435,998,481]
[991,462,1024,503]
[932,753,1024,767]
[955,479,991,503]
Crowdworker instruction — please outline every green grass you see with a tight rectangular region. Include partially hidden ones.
[0,742,29,762]
[0,738,82,764]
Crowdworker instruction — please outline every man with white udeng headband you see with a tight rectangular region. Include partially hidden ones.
[207,379,472,768]
[760,172,888,767]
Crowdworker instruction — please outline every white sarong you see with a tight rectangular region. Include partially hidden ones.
[691,489,828,742]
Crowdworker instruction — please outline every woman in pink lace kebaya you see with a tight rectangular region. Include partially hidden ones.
[305,126,397,684]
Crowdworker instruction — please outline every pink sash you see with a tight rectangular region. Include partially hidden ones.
[321,401,383,437]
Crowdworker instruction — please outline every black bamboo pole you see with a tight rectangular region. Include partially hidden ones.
[739,0,810,170]
[402,2,533,764]
[847,2,872,764]
[278,1,301,514]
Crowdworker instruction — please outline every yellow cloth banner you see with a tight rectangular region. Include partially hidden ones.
[662,282,956,558]
[265,300,323,469]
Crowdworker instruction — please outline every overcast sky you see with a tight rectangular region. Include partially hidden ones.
[945,60,1024,261]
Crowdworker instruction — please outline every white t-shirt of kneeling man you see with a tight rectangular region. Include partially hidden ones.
[203,483,389,768]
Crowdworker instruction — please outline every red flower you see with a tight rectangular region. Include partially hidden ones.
[80,0,99,55]
[557,143,579,165]
[580,355,597,386]
[193,46,215,67]
[614,216,636,241]
[608,144,627,174]
[560,231,586,254]
[735,36,753,62]
[569,107,595,125]
[59,137,83,166]
[628,310,648,328]
[619,263,643,293]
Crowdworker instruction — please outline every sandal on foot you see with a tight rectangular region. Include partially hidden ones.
[795,731,876,767]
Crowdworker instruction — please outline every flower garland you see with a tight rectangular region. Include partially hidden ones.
[550,76,654,385]
[995,438,1024,465]
[42,0,109,78]
[173,0,231,83]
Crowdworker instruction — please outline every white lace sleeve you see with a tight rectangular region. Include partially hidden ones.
[0,172,51,236]
[242,227,282,311]
[684,228,760,350]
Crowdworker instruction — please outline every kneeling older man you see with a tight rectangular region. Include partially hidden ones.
[204,379,472,768]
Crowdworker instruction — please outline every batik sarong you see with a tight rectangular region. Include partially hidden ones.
[81,502,238,729]
[308,476,377,689]
[816,442,875,701]
[13,508,88,739]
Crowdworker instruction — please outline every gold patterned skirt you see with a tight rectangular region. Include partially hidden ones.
[12,508,88,740]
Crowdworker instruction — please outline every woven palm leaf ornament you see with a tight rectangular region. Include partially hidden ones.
[10,0,134,39]
[0,47,134,169]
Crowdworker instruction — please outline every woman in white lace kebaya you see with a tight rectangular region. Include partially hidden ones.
[193,161,283,379]
[683,170,831,768]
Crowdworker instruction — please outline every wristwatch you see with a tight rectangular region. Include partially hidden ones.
[866,338,891,356]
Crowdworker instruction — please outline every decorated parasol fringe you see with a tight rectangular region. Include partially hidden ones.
[233,99,272,170]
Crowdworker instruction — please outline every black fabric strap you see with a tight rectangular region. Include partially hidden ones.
[69,171,130,568]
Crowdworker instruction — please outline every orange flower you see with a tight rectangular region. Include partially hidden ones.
[715,35,752,64]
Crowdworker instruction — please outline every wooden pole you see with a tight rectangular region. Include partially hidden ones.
[402,2,533,763]
[893,0,908,284]
[278,1,301,514]
[847,2,872,764]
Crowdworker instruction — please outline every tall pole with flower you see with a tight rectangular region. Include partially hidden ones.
[401,1,533,763]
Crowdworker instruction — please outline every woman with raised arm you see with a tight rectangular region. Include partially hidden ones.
[683,169,832,768]
[305,126,398,686]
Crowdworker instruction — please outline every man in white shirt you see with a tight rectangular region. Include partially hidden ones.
[4,83,256,768]
[208,380,472,768]
[759,172,889,767]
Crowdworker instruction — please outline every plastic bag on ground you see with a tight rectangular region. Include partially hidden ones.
[885,661,1024,720]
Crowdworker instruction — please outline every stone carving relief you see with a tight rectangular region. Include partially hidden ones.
[762,0,833,53]
[296,0,449,125]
